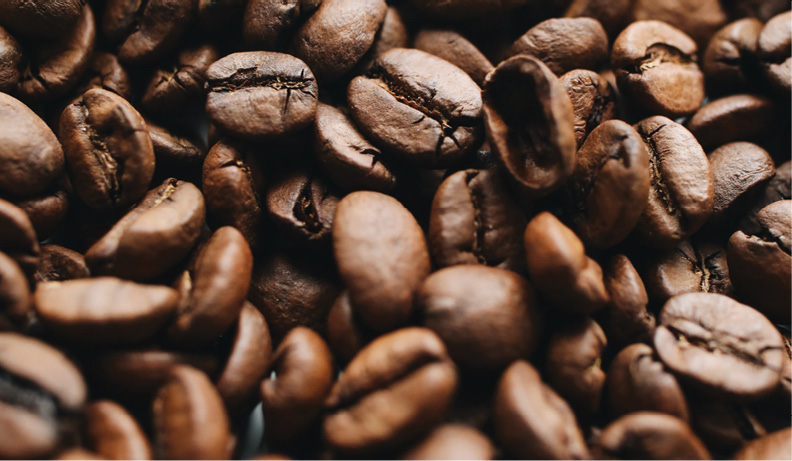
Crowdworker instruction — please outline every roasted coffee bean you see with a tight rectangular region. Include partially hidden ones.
[524,212,610,315]
[0,197,39,276]
[702,18,764,92]
[74,52,132,100]
[545,317,607,416]
[592,412,710,460]
[633,116,714,248]
[417,265,541,373]
[598,255,655,346]
[688,394,766,450]
[142,44,220,116]
[494,360,590,459]
[326,291,370,366]
[324,328,457,455]
[402,424,495,460]
[147,120,206,179]
[645,240,732,303]
[429,169,526,272]
[0,93,64,198]
[0,0,83,39]
[103,0,194,64]
[35,277,179,344]
[706,142,775,223]
[243,0,300,49]
[507,18,609,76]
[483,55,576,196]
[261,327,334,444]
[0,251,30,330]
[606,343,689,420]
[757,11,792,96]
[168,226,253,345]
[206,51,318,140]
[152,366,231,460]
[265,170,339,248]
[85,178,205,281]
[0,26,22,93]
[291,0,387,81]
[734,427,792,460]
[563,0,631,36]
[728,200,792,321]
[84,400,153,460]
[13,185,70,241]
[560,69,618,148]
[348,48,483,168]
[34,244,90,284]
[60,88,155,211]
[354,6,409,74]
[333,191,430,332]
[612,21,705,118]
[414,29,494,87]
[654,292,785,399]
[0,333,87,459]
[631,0,726,49]
[314,103,397,193]
[739,160,791,235]
[688,96,775,151]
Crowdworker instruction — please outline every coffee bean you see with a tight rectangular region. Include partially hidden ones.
[242,0,300,49]
[13,185,70,242]
[417,265,541,373]
[205,51,318,140]
[0,197,39,277]
[707,142,776,223]
[348,48,483,168]
[739,160,791,235]
[633,116,714,248]
[734,427,792,460]
[494,360,590,459]
[645,240,733,302]
[60,88,155,211]
[687,394,766,450]
[34,244,90,284]
[654,292,785,399]
[612,21,705,118]
[326,291,370,366]
[631,0,726,49]
[598,254,656,346]
[0,27,22,93]
[483,55,576,196]
[688,96,775,151]
[429,169,526,272]
[74,52,133,100]
[702,18,764,92]
[593,412,710,460]
[261,327,334,444]
[147,120,206,181]
[84,400,153,460]
[0,0,83,39]
[152,365,231,460]
[414,29,494,87]
[402,424,495,460]
[560,69,618,148]
[142,44,220,116]
[0,251,30,331]
[333,191,430,332]
[353,6,409,75]
[103,0,193,64]
[324,328,457,455]
[757,11,792,96]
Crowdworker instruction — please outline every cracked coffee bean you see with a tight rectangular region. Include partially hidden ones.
[73,52,132,100]
[645,240,733,303]
[598,254,656,347]
[560,69,618,148]
[142,44,220,116]
[757,11,792,96]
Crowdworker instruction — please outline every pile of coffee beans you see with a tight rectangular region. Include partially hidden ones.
[0,0,790,459]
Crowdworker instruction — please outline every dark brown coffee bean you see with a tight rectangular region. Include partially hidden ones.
[0,197,39,277]
[560,69,618,148]
[0,26,22,93]
[592,412,710,460]
[402,424,495,460]
[34,244,90,284]
[35,277,178,344]
[206,51,319,140]
[0,0,84,39]
[291,0,387,81]
[566,120,650,249]
[546,317,607,416]
[524,212,610,315]
[598,255,655,346]
[633,116,714,248]
[417,265,541,373]
[707,142,776,223]
[13,186,70,240]
[85,400,153,460]
[147,120,206,179]
[702,18,764,92]
[142,44,220,116]
[654,292,785,399]
[243,0,300,49]
[606,343,689,421]
[414,29,494,87]
[688,96,775,151]
[612,21,705,118]
[508,18,609,76]
[494,360,590,459]
[314,103,397,193]
[348,48,483,168]
[261,327,334,444]
[631,0,726,49]
[0,251,30,330]
[0,92,64,198]
[74,52,132,100]
[103,0,193,64]
[324,328,457,455]
[734,427,792,460]
[688,394,766,450]
[265,170,339,248]
[739,160,791,236]
[645,240,733,303]
[757,11,792,96]
[728,200,792,321]
[354,6,409,74]
[85,178,205,281]
[0,333,87,459]
[168,226,253,345]
[333,191,430,332]
[248,250,339,343]
[563,0,631,36]
[60,88,155,211]
[152,365,231,460]
[429,169,526,272]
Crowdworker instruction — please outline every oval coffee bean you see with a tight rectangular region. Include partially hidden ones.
[560,69,618,148]
[707,142,775,224]
[757,11,792,96]
[597,254,655,346]
[205,51,318,140]
[644,240,732,302]
[334,191,430,332]
[75,52,132,100]
[326,291,371,366]
[60,88,155,211]
[324,328,457,455]
[654,292,785,399]
[142,44,219,116]
[85,400,153,460]
[103,0,193,64]
[353,6,409,74]
[734,428,792,460]
[738,160,791,236]
[593,412,710,460]
[702,18,763,92]
[0,0,83,39]
[687,95,775,151]
[0,27,22,93]
[402,424,495,461]
[34,244,90,284]
[0,251,30,330]
[242,0,299,49]
[13,187,70,241]
[414,29,494,87]
[35,277,179,344]
[483,55,576,196]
